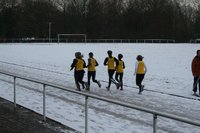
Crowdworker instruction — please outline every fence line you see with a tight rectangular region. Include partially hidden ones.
[0,70,199,133]
[0,38,176,43]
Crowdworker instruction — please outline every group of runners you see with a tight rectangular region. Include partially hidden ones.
[70,49,200,96]
[70,50,147,94]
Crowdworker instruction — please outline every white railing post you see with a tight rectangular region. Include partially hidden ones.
[43,84,46,121]
[85,96,88,133]
[153,114,157,133]
[14,76,16,108]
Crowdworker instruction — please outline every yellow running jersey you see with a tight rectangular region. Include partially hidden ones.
[108,57,115,70]
[88,58,96,71]
[75,58,84,71]
[137,61,145,74]
[116,60,124,73]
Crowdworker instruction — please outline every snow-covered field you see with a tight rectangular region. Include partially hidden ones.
[0,43,200,133]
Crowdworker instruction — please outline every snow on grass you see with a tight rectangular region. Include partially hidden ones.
[0,43,200,133]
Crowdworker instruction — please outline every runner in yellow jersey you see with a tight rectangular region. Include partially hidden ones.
[87,52,101,91]
[115,54,125,90]
[134,55,147,94]
[104,50,120,91]
[70,52,88,91]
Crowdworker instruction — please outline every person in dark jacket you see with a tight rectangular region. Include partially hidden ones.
[87,52,101,91]
[192,50,200,95]
[70,52,87,91]
[115,54,125,90]
[104,50,120,91]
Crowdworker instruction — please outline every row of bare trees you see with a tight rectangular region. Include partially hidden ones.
[0,0,200,42]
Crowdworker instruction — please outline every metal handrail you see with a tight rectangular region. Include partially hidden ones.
[0,70,199,133]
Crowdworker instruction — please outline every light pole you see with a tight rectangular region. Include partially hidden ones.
[48,22,52,42]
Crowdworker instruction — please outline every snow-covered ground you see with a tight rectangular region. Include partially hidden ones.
[0,43,200,133]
